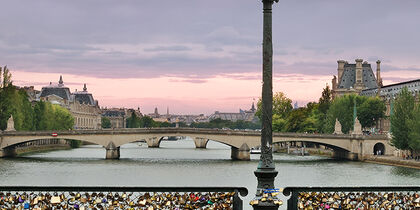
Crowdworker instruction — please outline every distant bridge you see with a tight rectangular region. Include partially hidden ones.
[0,128,393,160]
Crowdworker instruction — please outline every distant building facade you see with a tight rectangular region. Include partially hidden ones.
[101,108,126,128]
[37,76,101,129]
[331,59,419,133]
[360,79,420,132]
[209,102,257,122]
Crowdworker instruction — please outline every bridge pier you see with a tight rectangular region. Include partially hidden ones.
[231,143,250,161]
[0,147,17,158]
[105,142,120,159]
[146,137,160,148]
[194,138,209,148]
[332,150,359,160]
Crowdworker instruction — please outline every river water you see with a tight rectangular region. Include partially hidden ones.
[0,139,419,209]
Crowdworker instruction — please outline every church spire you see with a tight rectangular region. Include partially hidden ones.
[58,75,64,87]
[250,102,256,112]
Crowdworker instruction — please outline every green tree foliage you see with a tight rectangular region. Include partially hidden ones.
[51,105,74,130]
[126,113,156,128]
[314,85,332,133]
[281,102,319,133]
[324,94,385,134]
[256,92,293,131]
[0,67,74,131]
[357,97,386,128]
[318,85,331,114]
[0,86,35,130]
[101,117,111,128]
[256,92,293,120]
[408,103,420,152]
[141,116,154,128]
[390,87,415,150]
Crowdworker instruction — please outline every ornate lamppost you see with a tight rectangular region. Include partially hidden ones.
[250,0,281,209]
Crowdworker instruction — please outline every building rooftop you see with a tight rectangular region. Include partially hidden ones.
[338,63,378,89]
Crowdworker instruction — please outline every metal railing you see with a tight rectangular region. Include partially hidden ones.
[283,186,420,210]
[0,186,248,209]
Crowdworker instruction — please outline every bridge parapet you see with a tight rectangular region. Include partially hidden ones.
[283,186,420,209]
[0,186,248,210]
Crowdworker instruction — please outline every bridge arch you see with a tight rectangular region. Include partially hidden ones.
[373,143,385,155]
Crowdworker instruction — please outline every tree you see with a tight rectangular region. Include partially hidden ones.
[52,105,74,130]
[256,92,292,120]
[0,66,12,89]
[318,85,331,114]
[101,117,111,128]
[408,103,420,153]
[0,66,13,130]
[324,94,386,134]
[391,87,415,150]
[324,94,356,133]
[283,108,308,132]
[140,116,154,128]
[357,96,386,128]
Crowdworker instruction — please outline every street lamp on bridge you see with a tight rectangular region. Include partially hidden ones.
[251,0,281,209]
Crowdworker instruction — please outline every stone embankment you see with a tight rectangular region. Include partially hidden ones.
[363,155,420,169]
[14,139,71,156]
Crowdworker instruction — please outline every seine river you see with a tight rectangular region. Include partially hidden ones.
[0,139,419,209]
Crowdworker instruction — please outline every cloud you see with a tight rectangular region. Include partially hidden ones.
[0,0,420,82]
[144,45,192,52]
[169,78,208,84]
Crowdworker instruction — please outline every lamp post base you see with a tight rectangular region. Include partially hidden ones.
[251,169,281,209]
[252,202,280,210]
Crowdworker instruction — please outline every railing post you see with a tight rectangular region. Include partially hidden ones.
[233,189,243,210]
[287,190,298,210]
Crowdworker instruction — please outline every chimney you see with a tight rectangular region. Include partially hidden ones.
[355,59,364,89]
[337,60,346,81]
[332,75,337,90]
[376,60,382,87]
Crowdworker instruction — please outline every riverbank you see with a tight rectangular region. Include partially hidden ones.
[275,147,420,169]
[16,144,71,156]
[274,147,333,157]
[363,155,420,170]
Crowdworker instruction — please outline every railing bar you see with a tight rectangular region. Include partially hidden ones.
[0,186,248,195]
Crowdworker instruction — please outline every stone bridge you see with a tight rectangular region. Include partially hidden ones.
[0,128,393,160]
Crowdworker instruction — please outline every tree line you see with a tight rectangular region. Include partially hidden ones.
[390,87,420,154]
[105,112,261,130]
[0,66,74,131]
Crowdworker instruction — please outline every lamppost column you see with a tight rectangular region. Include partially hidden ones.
[251,0,280,209]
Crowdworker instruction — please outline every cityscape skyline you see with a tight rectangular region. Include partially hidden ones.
[3,0,420,114]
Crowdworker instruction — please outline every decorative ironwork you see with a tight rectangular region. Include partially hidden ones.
[260,146,273,168]
[0,186,248,210]
[252,0,280,209]
[283,186,420,210]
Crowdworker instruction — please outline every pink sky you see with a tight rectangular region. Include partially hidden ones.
[12,70,331,115]
[12,69,420,115]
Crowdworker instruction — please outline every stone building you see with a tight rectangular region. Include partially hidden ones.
[360,79,420,132]
[101,108,126,128]
[37,76,102,129]
[331,59,420,133]
[208,102,257,122]
[331,59,382,99]
[17,86,40,102]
